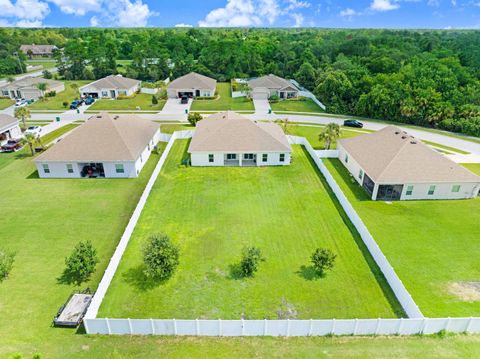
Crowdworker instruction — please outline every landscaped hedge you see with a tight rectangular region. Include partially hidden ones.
[195,96,217,100]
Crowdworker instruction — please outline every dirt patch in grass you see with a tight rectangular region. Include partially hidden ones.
[448,281,480,301]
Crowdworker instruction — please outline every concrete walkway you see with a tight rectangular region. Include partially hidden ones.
[160,98,192,117]
[253,99,271,114]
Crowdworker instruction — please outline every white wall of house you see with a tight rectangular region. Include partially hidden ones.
[80,85,139,99]
[167,88,215,98]
[338,143,366,185]
[1,83,65,100]
[190,151,291,167]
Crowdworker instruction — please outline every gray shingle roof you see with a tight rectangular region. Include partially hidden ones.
[338,126,480,183]
[168,72,216,90]
[0,77,62,91]
[80,75,140,91]
[248,74,298,91]
[188,112,291,153]
[0,115,18,132]
[20,44,56,55]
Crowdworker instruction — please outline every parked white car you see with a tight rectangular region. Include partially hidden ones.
[15,99,28,107]
[25,126,42,137]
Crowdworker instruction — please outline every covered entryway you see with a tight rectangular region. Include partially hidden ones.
[178,91,194,98]
[376,184,404,201]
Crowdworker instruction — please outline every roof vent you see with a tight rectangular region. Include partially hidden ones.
[401,135,407,139]
[96,115,102,119]
[395,131,400,135]
[114,115,119,120]
[410,140,417,144]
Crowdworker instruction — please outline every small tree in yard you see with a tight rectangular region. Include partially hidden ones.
[14,106,30,128]
[318,122,341,150]
[143,234,179,281]
[64,241,99,285]
[311,248,336,276]
[239,246,265,278]
[0,248,15,282]
[62,101,69,108]
[187,112,203,126]
[151,95,158,105]
[21,133,41,156]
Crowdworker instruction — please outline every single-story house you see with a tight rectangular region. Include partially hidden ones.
[188,112,291,167]
[20,44,57,58]
[0,77,64,100]
[79,75,141,99]
[247,74,299,100]
[167,72,216,98]
[34,112,160,178]
[337,126,480,201]
[0,115,22,145]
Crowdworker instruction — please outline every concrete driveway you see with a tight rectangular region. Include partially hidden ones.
[253,99,271,114]
[161,98,192,115]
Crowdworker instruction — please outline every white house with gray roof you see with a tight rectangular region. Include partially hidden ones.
[79,75,141,99]
[338,126,480,201]
[188,112,291,167]
[0,77,64,100]
[167,72,216,98]
[0,115,22,145]
[247,74,299,100]
[34,112,160,178]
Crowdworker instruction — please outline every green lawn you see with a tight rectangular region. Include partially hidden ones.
[271,98,324,113]
[325,158,480,317]
[288,125,370,149]
[0,98,15,109]
[159,123,195,133]
[28,80,90,110]
[88,93,165,111]
[190,82,255,111]
[99,140,399,320]
[26,60,57,71]
[462,163,480,176]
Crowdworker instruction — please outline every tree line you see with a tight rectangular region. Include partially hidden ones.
[1,28,480,136]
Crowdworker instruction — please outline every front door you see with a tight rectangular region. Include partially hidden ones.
[110,90,116,98]
[195,90,200,97]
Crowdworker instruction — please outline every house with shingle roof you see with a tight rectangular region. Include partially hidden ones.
[20,44,57,58]
[0,77,64,100]
[34,112,160,178]
[79,75,141,99]
[0,115,22,145]
[337,126,480,200]
[247,74,299,100]
[188,112,291,167]
[167,72,216,98]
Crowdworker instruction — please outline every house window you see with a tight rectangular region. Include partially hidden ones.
[226,153,237,160]
[101,91,108,97]
[2,90,8,96]
[118,90,127,96]
[209,154,214,163]
[262,154,268,162]
[244,153,254,160]
[66,164,73,173]
[115,164,125,173]
[406,185,414,196]
[279,153,285,162]
[428,185,436,195]
[42,164,50,174]
[345,154,349,163]
[140,154,143,163]
[359,169,364,180]
[452,185,461,193]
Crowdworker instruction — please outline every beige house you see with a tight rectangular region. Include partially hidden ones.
[337,126,480,201]
[79,75,141,99]
[188,112,291,167]
[167,72,216,98]
[0,77,64,100]
[34,112,160,178]
[0,115,22,145]
[247,74,299,100]
[20,44,57,58]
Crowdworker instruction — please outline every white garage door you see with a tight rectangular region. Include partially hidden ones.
[252,90,269,100]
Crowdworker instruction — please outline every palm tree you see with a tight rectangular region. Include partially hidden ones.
[318,123,341,150]
[21,133,40,156]
[36,82,48,101]
[14,106,31,128]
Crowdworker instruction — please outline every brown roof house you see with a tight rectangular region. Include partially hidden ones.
[247,74,299,100]
[167,72,217,98]
[20,44,57,58]
[0,77,64,100]
[79,75,141,99]
[188,112,291,167]
[337,126,480,200]
[0,115,22,145]
[34,112,160,178]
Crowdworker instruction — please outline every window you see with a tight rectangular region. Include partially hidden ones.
[358,169,364,180]
[406,185,414,196]
[42,164,50,174]
[452,185,461,193]
[262,154,268,162]
[208,154,214,163]
[115,164,125,174]
[345,154,349,163]
[279,153,285,162]
[2,90,8,96]
[428,185,436,195]
[226,153,237,160]
[140,154,143,163]
[244,153,254,160]
[66,164,73,174]
[118,90,127,96]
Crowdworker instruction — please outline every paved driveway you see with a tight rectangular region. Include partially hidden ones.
[253,99,271,114]
[161,98,192,115]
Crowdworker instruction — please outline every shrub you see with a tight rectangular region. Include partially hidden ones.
[45,91,56,98]
[62,101,69,108]
[64,241,99,285]
[187,112,203,126]
[42,70,52,79]
[311,248,336,276]
[195,96,216,100]
[0,248,15,282]
[151,95,158,105]
[143,234,179,281]
[269,94,280,103]
[240,246,265,278]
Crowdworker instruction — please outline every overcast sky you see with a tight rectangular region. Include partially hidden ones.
[1,0,479,29]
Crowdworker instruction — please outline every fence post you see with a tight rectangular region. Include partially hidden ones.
[375,318,381,335]
[466,317,473,333]
[173,318,177,335]
[218,319,223,337]
[353,319,359,335]
[128,318,132,335]
[397,318,404,335]
[286,319,291,337]
[106,318,111,335]
[241,319,245,336]
[308,319,313,336]
[264,319,267,336]
[196,319,200,335]
[331,319,336,335]
[150,319,155,335]
[83,319,90,334]
[445,317,451,332]
[420,318,428,334]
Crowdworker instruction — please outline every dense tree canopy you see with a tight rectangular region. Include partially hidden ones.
[2,28,480,136]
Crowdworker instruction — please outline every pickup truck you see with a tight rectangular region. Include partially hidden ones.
[1,139,23,152]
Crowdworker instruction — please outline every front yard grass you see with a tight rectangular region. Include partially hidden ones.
[271,98,324,113]
[99,140,400,320]
[88,93,165,111]
[462,163,480,176]
[325,158,480,317]
[190,82,254,111]
[0,98,15,109]
[28,80,90,110]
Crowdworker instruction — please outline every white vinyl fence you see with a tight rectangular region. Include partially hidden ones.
[85,317,480,336]
[290,79,326,110]
[316,150,339,158]
[140,87,159,95]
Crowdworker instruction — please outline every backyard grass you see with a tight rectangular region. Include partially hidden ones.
[190,82,255,111]
[271,98,324,113]
[28,80,90,110]
[287,125,369,149]
[462,163,480,176]
[88,93,165,111]
[0,98,15,109]
[324,158,480,317]
[159,123,195,133]
[99,140,400,320]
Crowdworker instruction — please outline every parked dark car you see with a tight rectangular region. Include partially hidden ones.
[70,99,84,110]
[180,96,189,104]
[343,119,364,128]
[1,139,22,152]
[84,96,95,105]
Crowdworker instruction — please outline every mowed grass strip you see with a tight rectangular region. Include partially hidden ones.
[271,98,324,113]
[99,140,400,320]
[88,93,165,111]
[325,158,480,317]
[462,163,480,176]
[0,98,15,109]
[190,83,254,111]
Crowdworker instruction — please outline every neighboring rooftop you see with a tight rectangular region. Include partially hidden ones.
[0,115,18,131]
[81,75,140,90]
[0,77,62,90]
[188,112,291,153]
[339,126,480,183]
[20,44,57,55]
[168,72,217,90]
[35,112,159,162]
[248,74,298,91]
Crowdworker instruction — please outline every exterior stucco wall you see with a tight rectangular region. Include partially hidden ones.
[167,87,216,98]
[190,151,291,167]
[80,84,139,98]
